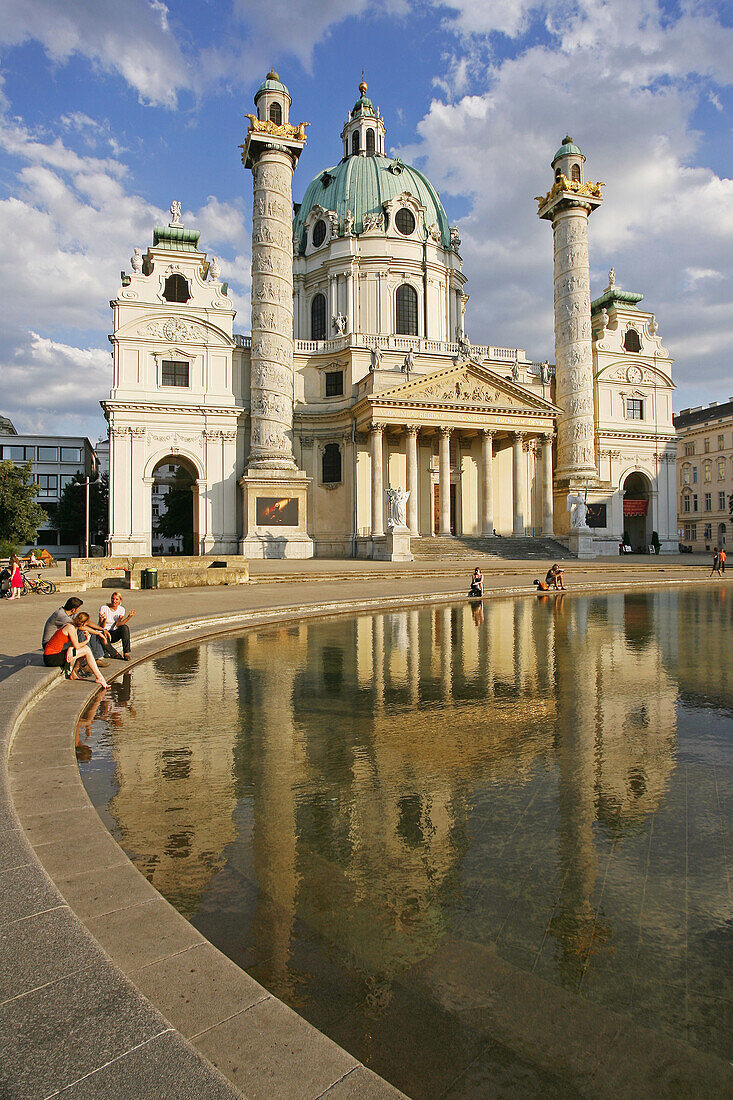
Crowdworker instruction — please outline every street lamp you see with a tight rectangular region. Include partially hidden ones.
[73,476,91,558]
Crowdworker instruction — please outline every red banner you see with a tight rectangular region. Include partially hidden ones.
[623,499,648,516]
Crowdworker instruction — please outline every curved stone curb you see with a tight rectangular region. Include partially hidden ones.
[1,574,724,1098]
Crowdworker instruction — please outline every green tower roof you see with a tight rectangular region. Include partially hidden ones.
[293,154,451,248]
[552,135,584,163]
[152,225,201,251]
[255,70,290,101]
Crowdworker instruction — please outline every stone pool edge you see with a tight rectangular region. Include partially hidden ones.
[2,575,721,1099]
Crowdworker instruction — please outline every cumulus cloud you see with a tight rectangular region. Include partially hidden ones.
[403,0,733,406]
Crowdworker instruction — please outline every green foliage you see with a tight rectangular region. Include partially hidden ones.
[54,471,109,547]
[0,461,47,545]
[154,466,194,555]
[0,540,19,560]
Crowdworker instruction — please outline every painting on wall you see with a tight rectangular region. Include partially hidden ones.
[256,497,299,526]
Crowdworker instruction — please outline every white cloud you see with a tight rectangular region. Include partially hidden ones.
[403,0,733,406]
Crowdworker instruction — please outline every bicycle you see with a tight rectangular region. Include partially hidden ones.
[21,572,57,595]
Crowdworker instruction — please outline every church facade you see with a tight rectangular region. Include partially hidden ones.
[104,76,677,559]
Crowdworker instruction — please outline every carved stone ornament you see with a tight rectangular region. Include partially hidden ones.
[535,176,605,211]
[245,114,309,142]
[131,248,143,273]
[416,375,502,405]
[626,365,643,384]
[386,487,410,530]
[362,211,384,233]
[141,318,205,342]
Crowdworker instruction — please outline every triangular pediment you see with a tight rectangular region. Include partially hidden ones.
[372,361,559,413]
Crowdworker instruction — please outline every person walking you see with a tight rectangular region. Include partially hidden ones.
[710,547,721,577]
[720,547,727,574]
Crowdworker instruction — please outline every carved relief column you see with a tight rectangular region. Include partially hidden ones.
[406,426,419,535]
[438,426,452,536]
[542,433,555,535]
[481,429,494,536]
[371,424,384,537]
[512,431,526,536]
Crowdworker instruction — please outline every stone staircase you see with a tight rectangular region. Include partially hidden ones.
[410,535,576,561]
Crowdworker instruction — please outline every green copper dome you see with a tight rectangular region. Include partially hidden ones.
[352,94,375,117]
[255,70,290,101]
[293,154,451,248]
[552,135,584,163]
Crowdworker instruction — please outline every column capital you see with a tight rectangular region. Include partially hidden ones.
[481,428,495,439]
[405,425,419,438]
[371,422,385,435]
[440,425,453,438]
[541,431,554,443]
[513,430,526,442]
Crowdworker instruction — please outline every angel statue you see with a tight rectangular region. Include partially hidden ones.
[386,486,410,529]
[209,256,221,280]
[333,313,347,336]
[567,492,589,529]
[130,247,143,273]
[402,347,415,376]
[369,342,382,372]
[169,200,182,225]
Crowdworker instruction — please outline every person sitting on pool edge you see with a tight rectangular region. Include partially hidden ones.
[99,591,136,661]
[469,567,484,597]
[43,616,108,689]
[546,564,566,590]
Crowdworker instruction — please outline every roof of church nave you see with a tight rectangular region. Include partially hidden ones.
[293,82,452,250]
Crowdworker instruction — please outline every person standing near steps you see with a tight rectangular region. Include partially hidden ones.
[99,591,135,660]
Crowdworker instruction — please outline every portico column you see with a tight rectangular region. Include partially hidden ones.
[481,429,494,536]
[406,426,419,535]
[371,423,384,537]
[512,431,526,536]
[542,433,554,535]
[439,426,452,537]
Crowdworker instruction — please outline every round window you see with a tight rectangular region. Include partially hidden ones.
[395,208,415,235]
[312,219,327,248]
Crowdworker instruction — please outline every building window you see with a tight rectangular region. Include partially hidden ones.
[1,445,33,460]
[718,458,726,480]
[312,219,327,248]
[693,495,698,511]
[704,438,710,452]
[626,398,644,420]
[720,492,727,510]
[682,465,690,485]
[719,434,725,450]
[325,370,343,397]
[37,446,58,462]
[161,360,189,387]
[268,102,282,126]
[60,447,82,463]
[623,328,641,352]
[705,493,712,510]
[396,283,418,335]
[684,442,695,456]
[570,164,581,182]
[366,128,375,154]
[311,293,327,340]
[704,461,712,481]
[692,467,697,483]
[36,474,58,497]
[704,524,712,540]
[351,130,360,156]
[395,208,416,236]
[163,273,190,303]
[60,474,75,490]
[683,495,691,512]
[322,443,342,484]
[684,523,696,541]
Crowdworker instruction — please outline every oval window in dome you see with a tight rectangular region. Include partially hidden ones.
[396,208,415,236]
[312,219,327,248]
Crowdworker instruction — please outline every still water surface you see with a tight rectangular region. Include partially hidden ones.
[79,588,732,1097]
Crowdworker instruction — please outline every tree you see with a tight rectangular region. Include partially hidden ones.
[154,467,194,554]
[0,461,47,547]
[54,472,109,549]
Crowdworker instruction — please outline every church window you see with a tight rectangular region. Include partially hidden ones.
[396,283,418,335]
[555,167,562,181]
[268,102,282,126]
[161,360,189,387]
[626,398,643,420]
[163,274,190,303]
[366,128,375,154]
[352,131,360,156]
[395,208,416,236]
[312,219,327,248]
[623,328,641,352]
[704,461,712,482]
[322,443,342,484]
[571,164,581,182]
[311,293,327,340]
[325,370,343,397]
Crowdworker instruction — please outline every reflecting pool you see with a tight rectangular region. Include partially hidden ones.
[78,588,733,1097]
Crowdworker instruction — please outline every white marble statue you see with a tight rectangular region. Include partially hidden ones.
[454,330,472,363]
[130,247,143,273]
[209,256,221,280]
[608,267,615,286]
[511,360,520,382]
[344,209,354,236]
[540,360,550,384]
[386,486,410,529]
[402,347,415,376]
[169,200,182,225]
[333,312,347,336]
[567,492,589,529]
[370,342,382,371]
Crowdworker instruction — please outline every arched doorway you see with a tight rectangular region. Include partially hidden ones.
[718,522,727,548]
[151,457,197,555]
[622,472,651,552]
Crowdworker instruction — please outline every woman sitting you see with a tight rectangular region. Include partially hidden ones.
[43,615,109,689]
[546,563,566,590]
[469,567,484,597]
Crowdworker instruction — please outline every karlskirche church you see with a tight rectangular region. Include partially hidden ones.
[103,75,677,560]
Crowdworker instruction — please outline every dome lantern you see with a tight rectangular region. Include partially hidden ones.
[551,134,585,185]
[254,68,291,127]
[341,78,385,158]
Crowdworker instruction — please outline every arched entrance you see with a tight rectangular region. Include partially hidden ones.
[718,522,727,548]
[151,457,197,555]
[622,472,651,552]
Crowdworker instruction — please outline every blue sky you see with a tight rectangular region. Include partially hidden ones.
[0,0,731,441]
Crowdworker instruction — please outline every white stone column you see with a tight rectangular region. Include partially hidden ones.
[329,274,337,327]
[248,149,298,471]
[406,426,419,535]
[513,431,526,536]
[481,429,494,536]
[439,426,452,536]
[542,433,554,535]
[371,424,384,537]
